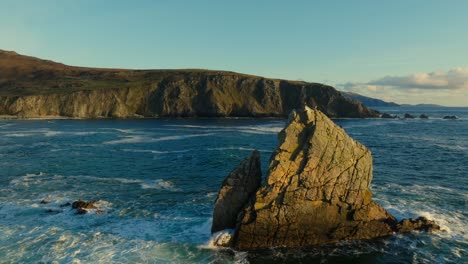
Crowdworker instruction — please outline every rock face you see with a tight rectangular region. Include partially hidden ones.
[212,106,439,250]
[0,50,378,118]
[212,151,262,233]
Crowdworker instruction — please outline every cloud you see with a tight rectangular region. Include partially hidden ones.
[337,68,468,106]
[368,68,468,90]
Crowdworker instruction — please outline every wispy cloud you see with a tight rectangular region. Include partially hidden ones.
[369,68,468,90]
[337,68,468,106]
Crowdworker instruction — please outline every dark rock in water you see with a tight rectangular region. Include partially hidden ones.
[381,113,396,118]
[212,106,440,250]
[420,114,429,119]
[404,113,415,119]
[71,199,102,215]
[76,208,88,215]
[443,115,458,120]
[40,199,51,204]
[72,199,97,209]
[45,209,62,214]
[396,217,440,233]
[211,151,262,233]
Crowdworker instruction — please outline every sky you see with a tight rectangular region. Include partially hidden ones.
[1,0,467,106]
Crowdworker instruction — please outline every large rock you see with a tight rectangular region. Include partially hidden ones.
[212,106,439,250]
[211,151,262,233]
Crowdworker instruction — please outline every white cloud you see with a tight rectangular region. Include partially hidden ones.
[337,68,468,106]
[368,68,468,90]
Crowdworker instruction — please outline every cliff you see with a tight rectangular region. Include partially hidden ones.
[212,106,439,250]
[0,50,378,118]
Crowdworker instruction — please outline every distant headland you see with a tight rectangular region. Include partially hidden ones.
[0,49,377,119]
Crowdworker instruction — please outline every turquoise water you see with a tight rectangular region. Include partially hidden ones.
[0,107,466,263]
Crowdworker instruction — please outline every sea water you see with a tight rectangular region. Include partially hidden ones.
[0,107,466,263]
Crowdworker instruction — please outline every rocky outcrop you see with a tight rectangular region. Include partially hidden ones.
[396,217,440,233]
[420,114,429,119]
[381,113,398,119]
[212,106,439,250]
[404,113,415,119]
[38,199,105,215]
[443,115,458,120]
[0,49,378,118]
[212,151,262,233]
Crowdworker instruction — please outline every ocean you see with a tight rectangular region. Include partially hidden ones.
[0,107,466,263]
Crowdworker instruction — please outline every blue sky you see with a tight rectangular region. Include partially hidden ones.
[1,0,468,106]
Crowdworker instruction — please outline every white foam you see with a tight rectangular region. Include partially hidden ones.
[205,146,272,152]
[104,133,215,145]
[122,149,191,154]
[72,176,180,191]
[0,144,23,150]
[100,128,136,134]
[103,135,149,145]
[434,144,467,151]
[163,123,283,135]
[5,133,35,137]
[0,123,15,129]
[140,179,179,191]
[71,131,100,136]
[9,172,48,187]
[202,229,235,249]
[44,130,62,137]
[237,125,282,134]
[153,133,215,142]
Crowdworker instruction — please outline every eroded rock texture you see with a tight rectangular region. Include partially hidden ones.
[212,151,262,233]
[212,106,439,250]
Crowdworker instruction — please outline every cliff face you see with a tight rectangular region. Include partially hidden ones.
[212,107,439,250]
[0,50,378,118]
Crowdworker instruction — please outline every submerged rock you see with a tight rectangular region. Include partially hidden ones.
[381,113,396,118]
[60,202,71,208]
[76,208,88,215]
[420,114,429,119]
[404,113,415,119]
[72,199,97,209]
[212,106,439,250]
[40,199,51,204]
[211,151,262,233]
[396,217,440,233]
[71,199,101,215]
[443,115,458,120]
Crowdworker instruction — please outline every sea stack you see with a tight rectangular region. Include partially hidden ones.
[212,106,439,250]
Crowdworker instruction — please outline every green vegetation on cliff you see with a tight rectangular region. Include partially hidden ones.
[0,50,378,118]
